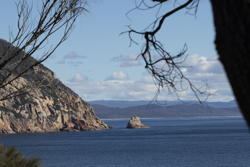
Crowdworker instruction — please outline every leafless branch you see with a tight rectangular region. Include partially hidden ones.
[0,0,87,101]
[124,0,208,102]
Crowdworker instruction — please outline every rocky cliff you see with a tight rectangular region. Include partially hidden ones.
[127,115,149,129]
[0,39,109,134]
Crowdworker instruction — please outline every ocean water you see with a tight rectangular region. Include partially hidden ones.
[1,117,250,167]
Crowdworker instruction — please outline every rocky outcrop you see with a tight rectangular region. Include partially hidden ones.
[0,39,109,134]
[126,115,149,129]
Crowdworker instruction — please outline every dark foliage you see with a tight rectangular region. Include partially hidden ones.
[0,145,41,167]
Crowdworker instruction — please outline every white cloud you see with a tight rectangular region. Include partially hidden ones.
[68,73,89,83]
[105,71,129,80]
[64,55,234,102]
[184,54,224,74]
[112,54,142,67]
[177,54,234,101]
[56,52,86,66]
[63,52,86,60]
[65,72,158,101]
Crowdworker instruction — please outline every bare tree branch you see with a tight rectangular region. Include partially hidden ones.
[0,0,87,101]
[124,0,208,102]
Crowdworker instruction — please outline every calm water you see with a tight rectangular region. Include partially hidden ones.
[1,117,250,167]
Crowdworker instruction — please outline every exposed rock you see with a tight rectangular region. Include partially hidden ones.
[0,39,109,134]
[126,115,149,129]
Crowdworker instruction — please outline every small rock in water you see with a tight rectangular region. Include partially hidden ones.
[126,115,150,129]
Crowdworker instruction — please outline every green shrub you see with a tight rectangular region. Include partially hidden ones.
[0,145,41,167]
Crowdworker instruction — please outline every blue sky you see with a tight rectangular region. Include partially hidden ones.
[0,0,234,101]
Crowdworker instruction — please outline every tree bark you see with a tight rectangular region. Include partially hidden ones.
[210,0,250,126]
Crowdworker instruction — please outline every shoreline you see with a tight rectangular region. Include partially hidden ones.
[101,115,243,121]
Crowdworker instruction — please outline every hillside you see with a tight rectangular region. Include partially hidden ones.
[0,39,109,134]
[90,100,238,108]
[92,103,241,119]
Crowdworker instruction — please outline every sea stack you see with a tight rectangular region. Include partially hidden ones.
[126,115,149,129]
[0,39,109,134]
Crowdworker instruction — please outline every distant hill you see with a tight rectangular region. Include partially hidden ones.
[89,100,238,109]
[91,102,241,119]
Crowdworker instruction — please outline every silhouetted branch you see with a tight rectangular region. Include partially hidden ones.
[124,0,208,102]
[0,0,87,101]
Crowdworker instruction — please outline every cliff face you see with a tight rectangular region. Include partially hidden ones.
[0,39,109,134]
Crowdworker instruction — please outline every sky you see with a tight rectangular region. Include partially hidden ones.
[0,0,234,102]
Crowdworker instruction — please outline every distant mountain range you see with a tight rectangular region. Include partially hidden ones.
[89,100,241,119]
[89,100,238,108]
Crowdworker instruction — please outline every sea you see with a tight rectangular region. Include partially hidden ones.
[1,117,250,167]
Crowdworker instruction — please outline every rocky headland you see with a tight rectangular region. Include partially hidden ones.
[127,115,150,129]
[0,39,109,134]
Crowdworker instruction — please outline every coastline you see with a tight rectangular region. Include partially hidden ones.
[101,115,243,121]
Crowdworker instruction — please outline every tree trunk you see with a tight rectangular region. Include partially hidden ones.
[210,0,250,126]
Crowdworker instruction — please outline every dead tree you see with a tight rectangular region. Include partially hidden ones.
[126,0,250,126]
[0,0,87,101]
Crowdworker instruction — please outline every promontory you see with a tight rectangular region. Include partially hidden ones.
[0,39,109,134]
